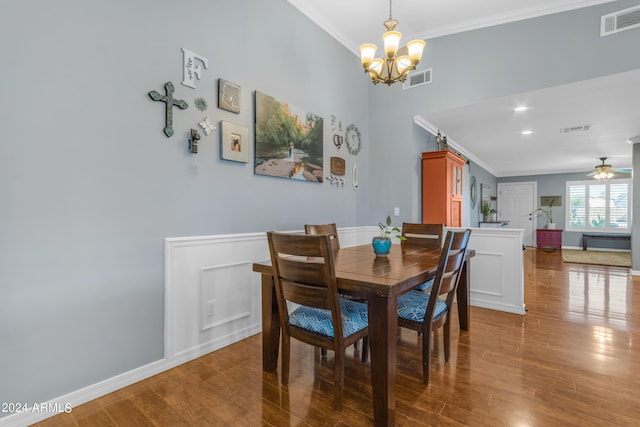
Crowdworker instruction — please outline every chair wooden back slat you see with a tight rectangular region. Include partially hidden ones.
[401,223,444,251]
[305,223,340,251]
[437,249,467,296]
[281,280,332,310]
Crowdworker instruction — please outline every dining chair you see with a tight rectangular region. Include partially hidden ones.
[305,222,367,355]
[397,228,471,385]
[304,223,340,250]
[266,231,369,411]
[401,223,444,292]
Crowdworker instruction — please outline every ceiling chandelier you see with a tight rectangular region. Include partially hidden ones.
[593,157,614,180]
[359,0,426,85]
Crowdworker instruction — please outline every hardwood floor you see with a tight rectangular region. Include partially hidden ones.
[36,248,640,426]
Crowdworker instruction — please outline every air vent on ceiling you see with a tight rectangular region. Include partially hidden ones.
[560,124,591,134]
[601,5,640,36]
[403,68,432,90]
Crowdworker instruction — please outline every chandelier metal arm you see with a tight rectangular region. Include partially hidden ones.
[363,57,415,85]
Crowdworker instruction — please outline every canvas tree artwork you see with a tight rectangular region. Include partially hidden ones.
[254,91,323,182]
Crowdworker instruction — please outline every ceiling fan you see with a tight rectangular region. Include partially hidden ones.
[588,157,632,179]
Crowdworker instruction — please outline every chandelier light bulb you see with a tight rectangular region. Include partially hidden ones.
[407,39,426,64]
[383,31,401,58]
[360,44,377,68]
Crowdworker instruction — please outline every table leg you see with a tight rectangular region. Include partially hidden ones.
[261,273,280,372]
[456,259,470,331]
[368,294,397,427]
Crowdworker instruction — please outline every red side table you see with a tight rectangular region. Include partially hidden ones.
[537,229,563,250]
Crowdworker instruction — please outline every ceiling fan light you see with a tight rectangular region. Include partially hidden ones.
[594,170,614,180]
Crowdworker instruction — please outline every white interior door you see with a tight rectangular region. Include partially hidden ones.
[497,182,537,247]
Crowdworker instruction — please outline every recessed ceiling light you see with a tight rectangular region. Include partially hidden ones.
[514,106,528,112]
[521,130,533,135]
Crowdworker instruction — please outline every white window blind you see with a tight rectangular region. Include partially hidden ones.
[566,179,631,232]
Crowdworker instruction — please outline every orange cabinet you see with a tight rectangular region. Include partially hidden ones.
[422,150,466,227]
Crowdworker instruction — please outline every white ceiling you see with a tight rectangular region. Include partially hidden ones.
[288,0,639,177]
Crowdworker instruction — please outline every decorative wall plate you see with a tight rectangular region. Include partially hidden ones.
[345,123,361,156]
[330,157,346,175]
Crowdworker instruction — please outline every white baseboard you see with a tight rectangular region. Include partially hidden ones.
[0,359,168,427]
[0,327,260,427]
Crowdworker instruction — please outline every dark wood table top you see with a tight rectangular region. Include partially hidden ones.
[253,243,442,298]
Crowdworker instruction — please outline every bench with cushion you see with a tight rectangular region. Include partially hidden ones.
[582,233,631,251]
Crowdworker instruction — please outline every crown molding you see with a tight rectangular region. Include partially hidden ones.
[413,115,499,176]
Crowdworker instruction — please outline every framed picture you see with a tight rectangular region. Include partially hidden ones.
[218,79,240,113]
[254,91,323,182]
[540,196,561,207]
[220,121,249,163]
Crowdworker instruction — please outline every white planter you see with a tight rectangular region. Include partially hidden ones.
[547,223,556,229]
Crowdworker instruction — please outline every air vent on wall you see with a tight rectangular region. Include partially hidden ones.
[560,124,591,134]
[403,68,432,90]
[601,5,640,36]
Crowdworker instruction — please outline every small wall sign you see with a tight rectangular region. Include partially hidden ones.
[181,48,209,89]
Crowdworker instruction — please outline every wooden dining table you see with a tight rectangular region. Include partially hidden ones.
[253,242,472,427]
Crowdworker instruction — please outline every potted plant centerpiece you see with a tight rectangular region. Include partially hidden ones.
[536,198,555,229]
[373,215,406,256]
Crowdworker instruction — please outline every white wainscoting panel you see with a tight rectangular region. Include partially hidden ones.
[164,232,269,362]
[163,227,377,363]
[471,251,504,297]
[447,227,525,315]
[200,261,252,331]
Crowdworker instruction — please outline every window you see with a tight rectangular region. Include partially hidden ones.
[566,179,631,232]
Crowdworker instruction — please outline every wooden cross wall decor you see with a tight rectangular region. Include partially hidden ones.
[148,82,188,137]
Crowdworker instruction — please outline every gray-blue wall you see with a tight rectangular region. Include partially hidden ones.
[2,0,638,413]
[0,0,371,410]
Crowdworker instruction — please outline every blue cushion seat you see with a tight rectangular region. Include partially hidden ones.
[412,277,434,292]
[289,299,368,338]
[397,291,447,323]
